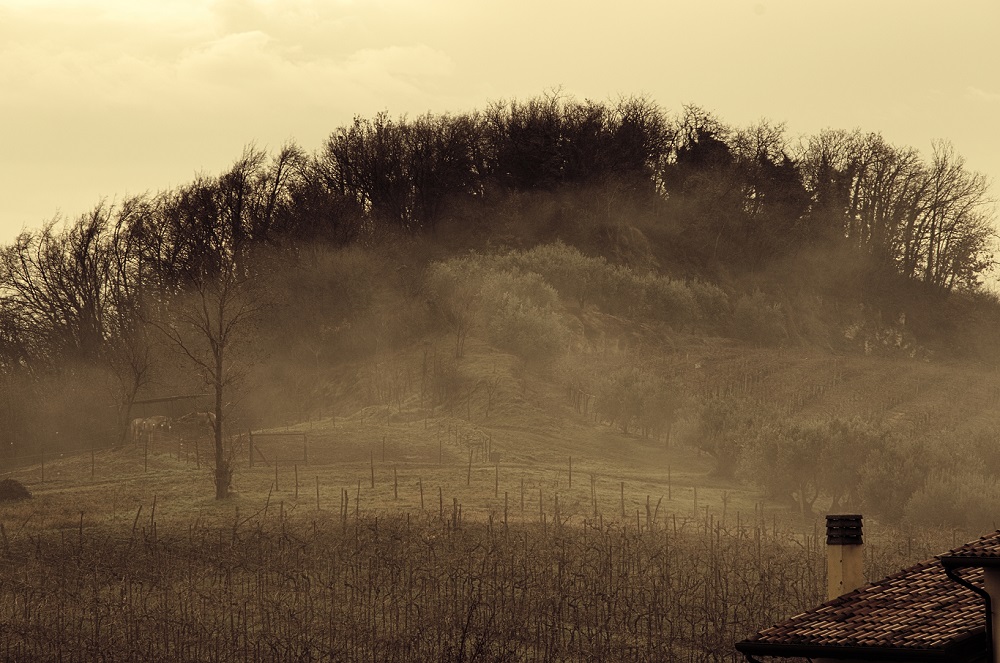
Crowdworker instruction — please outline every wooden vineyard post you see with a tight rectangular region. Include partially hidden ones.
[294,465,299,501]
[303,435,308,465]
[419,478,424,511]
[439,486,443,521]
[568,456,572,488]
[342,490,348,528]
[41,452,44,482]
[249,431,254,468]
[591,474,597,517]
[393,466,398,500]
[316,476,320,511]
[620,481,625,518]
[467,449,472,486]
[370,450,375,489]
[495,462,499,498]
[91,449,95,480]
[668,464,671,500]
[274,465,279,492]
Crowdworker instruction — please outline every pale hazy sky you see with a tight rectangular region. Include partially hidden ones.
[1,0,998,245]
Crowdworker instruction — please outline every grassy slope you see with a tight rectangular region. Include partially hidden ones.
[4,301,999,555]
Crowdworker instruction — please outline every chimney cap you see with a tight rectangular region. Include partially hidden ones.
[826,514,863,545]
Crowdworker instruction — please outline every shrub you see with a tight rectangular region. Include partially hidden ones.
[508,241,607,308]
[856,438,928,523]
[688,280,730,330]
[485,296,569,363]
[731,290,787,346]
[0,478,31,502]
[479,268,570,363]
[641,275,698,329]
[905,472,1000,533]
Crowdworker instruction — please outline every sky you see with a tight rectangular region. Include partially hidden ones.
[1,0,998,246]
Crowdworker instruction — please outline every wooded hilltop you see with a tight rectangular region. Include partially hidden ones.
[1,92,998,524]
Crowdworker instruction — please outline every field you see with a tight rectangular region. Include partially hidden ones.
[0,338,994,661]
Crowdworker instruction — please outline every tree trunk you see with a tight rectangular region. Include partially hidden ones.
[214,330,229,499]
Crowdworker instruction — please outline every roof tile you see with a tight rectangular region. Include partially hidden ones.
[738,558,984,653]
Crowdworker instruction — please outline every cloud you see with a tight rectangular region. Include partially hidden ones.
[177,30,279,84]
[968,87,1000,103]
[0,0,460,118]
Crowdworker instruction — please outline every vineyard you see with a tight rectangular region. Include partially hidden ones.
[0,494,956,662]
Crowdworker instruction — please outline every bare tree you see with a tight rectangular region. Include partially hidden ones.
[481,373,504,420]
[105,196,159,443]
[153,261,262,499]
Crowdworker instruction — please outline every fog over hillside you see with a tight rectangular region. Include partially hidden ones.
[1,4,999,656]
[0,93,997,521]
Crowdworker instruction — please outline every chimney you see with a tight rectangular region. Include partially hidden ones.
[826,514,864,600]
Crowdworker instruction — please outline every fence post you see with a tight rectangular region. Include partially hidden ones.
[249,431,254,469]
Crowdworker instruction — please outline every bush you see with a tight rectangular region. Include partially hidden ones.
[485,296,569,363]
[688,280,730,330]
[641,275,698,329]
[732,290,787,346]
[507,242,607,308]
[594,366,684,438]
[0,478,31,502]
[856,438,928,523]
[905,472,1000,533]
[480,270,569,363]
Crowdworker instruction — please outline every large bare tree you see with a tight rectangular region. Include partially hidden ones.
[154,261,262,499]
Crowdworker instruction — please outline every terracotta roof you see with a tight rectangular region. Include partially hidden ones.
[736,558,987,661]
[940,531,1000,567]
